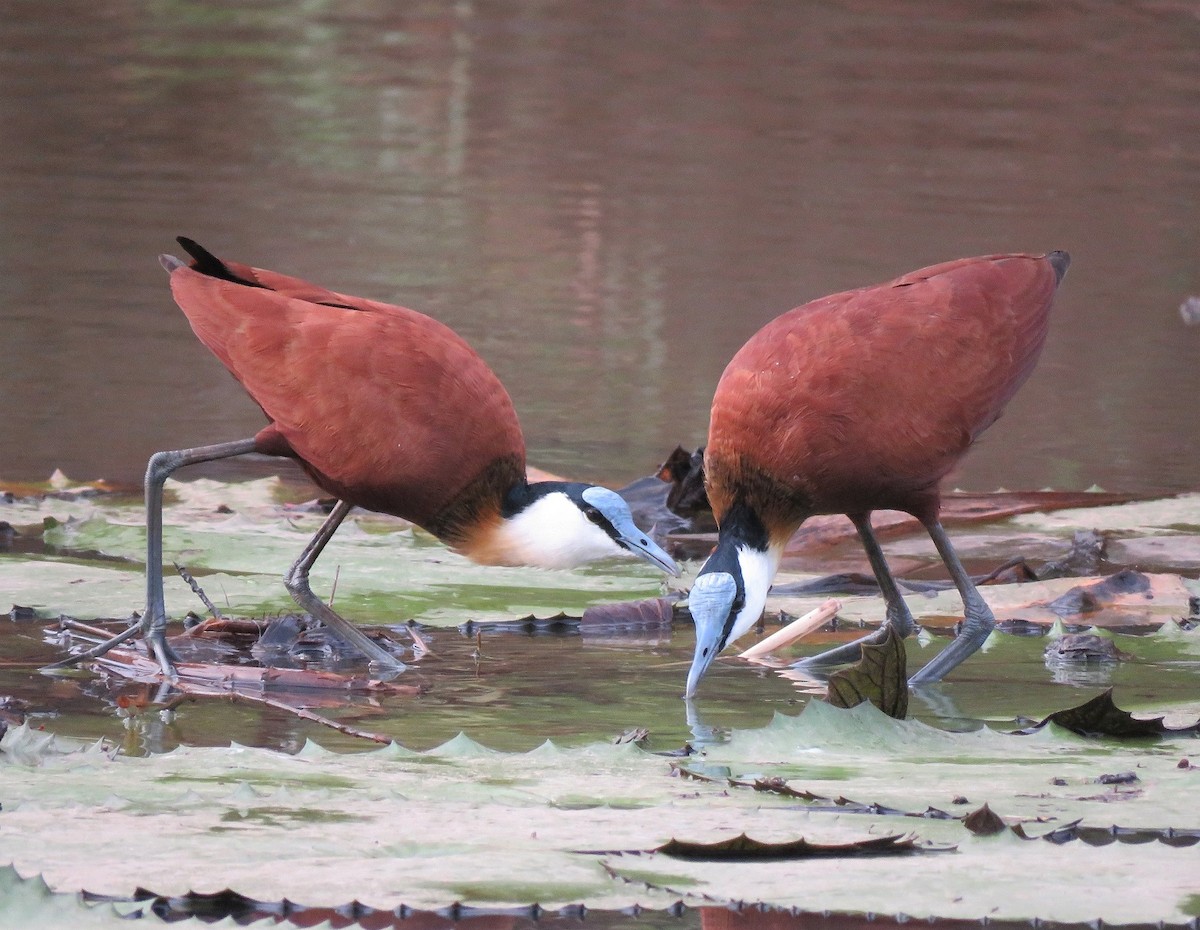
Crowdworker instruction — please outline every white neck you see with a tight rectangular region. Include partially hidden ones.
[726,544,782,646]
[492,492,625,569]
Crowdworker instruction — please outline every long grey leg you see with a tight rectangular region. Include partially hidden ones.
[46,438,260,673]
[908,519,995,685]
[795,512,915,669]
[283,500,405,670]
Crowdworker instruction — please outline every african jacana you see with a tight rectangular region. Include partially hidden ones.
[685,251,1070,697]
[69,238,678,676]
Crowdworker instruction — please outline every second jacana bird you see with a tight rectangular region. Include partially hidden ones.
[72,238,678,676]
[685,251,1070,698]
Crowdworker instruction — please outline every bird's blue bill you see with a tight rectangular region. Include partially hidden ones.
[612,519,679,576]
[684,570,738,697]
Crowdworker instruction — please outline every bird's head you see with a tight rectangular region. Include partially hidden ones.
[685,505,777,698]
[498,482,679,576]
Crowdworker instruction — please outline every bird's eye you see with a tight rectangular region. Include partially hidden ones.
[581,504,602,523]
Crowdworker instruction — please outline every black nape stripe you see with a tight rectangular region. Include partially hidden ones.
[176,236,268,290]
[720,499,770,552]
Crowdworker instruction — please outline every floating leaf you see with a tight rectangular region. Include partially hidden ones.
[580,597,674,630]
[745,777,825,801]
[1024,688,1200,738]
[653,832,930,861]
[962,803,1007,836]
[1044,569,1151,617]
[825,625,908,718]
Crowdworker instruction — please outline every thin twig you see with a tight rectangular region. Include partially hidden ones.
[174,561,223,618]
[163,689,394,744]
[41,620,143,669]
[57,617,131,640]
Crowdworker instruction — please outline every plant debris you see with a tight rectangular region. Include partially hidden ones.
[1021,688,1200,738]
[962,803,1008,836]
[824,624,908,718]
[650,832,935,861]
[581,597,675,631]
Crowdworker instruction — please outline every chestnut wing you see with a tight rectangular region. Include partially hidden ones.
[168,267,525,525]
[707,254,1061,520]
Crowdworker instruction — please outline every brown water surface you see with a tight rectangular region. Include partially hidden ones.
[2,2,1199,493]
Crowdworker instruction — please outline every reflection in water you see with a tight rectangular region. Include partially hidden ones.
[1046,661,1118,688]
[1,3,1199,495]
[684,695,720,748]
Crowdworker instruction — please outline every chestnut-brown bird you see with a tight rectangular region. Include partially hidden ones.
[685,251,1070,697]
[74,238,678,676]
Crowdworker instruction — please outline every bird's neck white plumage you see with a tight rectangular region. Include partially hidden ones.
[494,492,624,569]
[727,544,782,646]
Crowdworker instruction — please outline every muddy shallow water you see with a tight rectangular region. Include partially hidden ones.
[5,611,1196,758]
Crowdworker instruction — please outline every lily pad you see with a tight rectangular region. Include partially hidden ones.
[4,694,1200,922]
[5,481,1200,923]
[1,476,671,628]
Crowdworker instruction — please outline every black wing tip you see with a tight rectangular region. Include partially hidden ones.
[1046,250,1071,284]
[169,235,254,287]
[175,236,219,269]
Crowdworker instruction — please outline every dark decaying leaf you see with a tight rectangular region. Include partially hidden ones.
[612,727,649,745]
[1022,688,1200,738]
[580,597,675,630]
[749,777,826,801]
[671,767,1200,848]
[654,832,929,861]
[1097,771,1139,785]
[1043,632,1127,665]
[962,803,1008,836]
[88,884,574,926]
[1037,528,1107,579]
[824,624,907,719]
[1044,569,1150,618]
